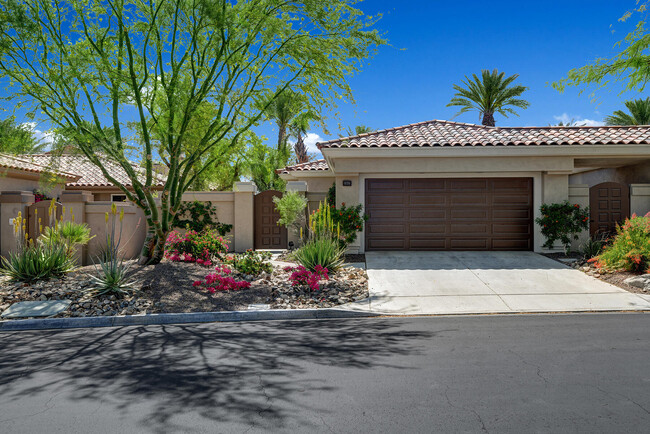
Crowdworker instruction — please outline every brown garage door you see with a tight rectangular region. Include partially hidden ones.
[365,178,533,251]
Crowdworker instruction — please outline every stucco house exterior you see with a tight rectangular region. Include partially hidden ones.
[279,119,650,254]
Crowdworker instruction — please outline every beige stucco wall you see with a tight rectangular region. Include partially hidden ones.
[85,202,147,264]
[570,160,650,188]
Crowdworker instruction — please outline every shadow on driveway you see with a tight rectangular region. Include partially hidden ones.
[0,319,437,432]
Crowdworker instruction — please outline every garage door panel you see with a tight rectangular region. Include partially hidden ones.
[365,178,533,251]
[410,224,445,234]
[410,194,446,206]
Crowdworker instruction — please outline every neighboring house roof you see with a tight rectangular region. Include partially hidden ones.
[0,154,80,181]
[16,154,166,188]
[277,159,329,175]
[316,119,650,149]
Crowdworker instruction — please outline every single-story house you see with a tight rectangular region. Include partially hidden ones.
[0,152,165,201]
[279,119,650,253]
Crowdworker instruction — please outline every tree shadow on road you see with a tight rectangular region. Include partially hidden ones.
[0,318,442,432]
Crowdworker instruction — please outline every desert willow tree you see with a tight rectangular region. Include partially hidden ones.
[0,0,385,264]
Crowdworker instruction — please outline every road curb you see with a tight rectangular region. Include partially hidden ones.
[0,308,381,332]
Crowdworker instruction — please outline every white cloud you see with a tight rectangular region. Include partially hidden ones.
[553,113,604,127]
[303,132,323,154]
[20,122,56,150]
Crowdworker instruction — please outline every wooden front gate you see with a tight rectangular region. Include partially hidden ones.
[27,200,62,241]
[254,190,287,250]
[589,182,630,236]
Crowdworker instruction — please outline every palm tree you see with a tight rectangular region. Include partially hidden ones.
[447,69,530,126]
[344,125,374,136]
[605,98,650,126]
[549,118,585,127]
[264,90,306,152]
[289,111,318,164]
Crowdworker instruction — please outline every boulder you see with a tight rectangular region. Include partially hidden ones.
[623,274,650,289]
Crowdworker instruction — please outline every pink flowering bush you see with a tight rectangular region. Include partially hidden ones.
[193,263,250,293]
[165,229,228,265]
[284,265,329,291]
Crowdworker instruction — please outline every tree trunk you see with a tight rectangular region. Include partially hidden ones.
[482,112,496,126]
[294,132,308,163]
[139,227,168,265]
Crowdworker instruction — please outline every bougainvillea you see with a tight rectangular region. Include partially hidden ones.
[593,213,650,272]
[284,265,329,291]
[535,201,589,254]
[164,229,228,264]
[193,264,250,293]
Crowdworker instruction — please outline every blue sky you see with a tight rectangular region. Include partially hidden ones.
[296,0,645,156]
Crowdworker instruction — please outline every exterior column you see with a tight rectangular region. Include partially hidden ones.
[630,184,650,217]
[335,174,361,253]
[568,184,589,251]
[541,173,570,252]
[60,191,94,265]
[285,181,308,249]
[0,191,35,257]
[233,181,256,252]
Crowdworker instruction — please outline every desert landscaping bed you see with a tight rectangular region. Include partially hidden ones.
[0,259,369,320]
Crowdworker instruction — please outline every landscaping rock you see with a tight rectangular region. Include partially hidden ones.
[623,274,650,289]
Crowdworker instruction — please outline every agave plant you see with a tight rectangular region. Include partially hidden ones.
[87,204,138,298]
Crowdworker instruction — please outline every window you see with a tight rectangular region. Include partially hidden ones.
[111,194,127,202]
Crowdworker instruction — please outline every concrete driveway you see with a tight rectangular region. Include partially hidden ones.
[361,251,650,315]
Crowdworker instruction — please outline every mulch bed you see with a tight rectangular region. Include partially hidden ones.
[0,259,369,320]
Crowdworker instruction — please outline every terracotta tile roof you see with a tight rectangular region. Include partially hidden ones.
[0,154,79,180]
[277,159,329,174]
[317,120,650,149]
[18,154,166,187]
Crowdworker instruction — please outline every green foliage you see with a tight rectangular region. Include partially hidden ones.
[535,201,590,254]
[0,242,75,282]
[88,204,138,297]
[293,237,343,273]
[172,201,232,235]
[553,2,650,95]
[0,0,386,264]
[344,125,374,136]
[273,191,307,234]
[0,116,45,154]
[332,203,368,246]
[245,138,290,192]
[39,221,93,257]
[326,182,336,208]
[165,229,229,263]
[605,98,650,126]
[225,250,272,275]
[595,214,650,272]
[580,233,607,259]
[87,257,138,298]
[447,69,530,126]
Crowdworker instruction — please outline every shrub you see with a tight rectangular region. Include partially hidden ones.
[284,264,329,291]
[165,229,229,264]
[273,191,307,235]
[172,200,232,235]
[293,237,343,272]
[594,213,650,272]
[40,220,93,257]
[0,208,76,282]
[193,264,251,293]
[326,182,336,208]
[535,201,589,254]
[580,233,608,259]
[1,242,75,282]
[332,203,368,246]
[225,250,272,275]
[88,204,137,298]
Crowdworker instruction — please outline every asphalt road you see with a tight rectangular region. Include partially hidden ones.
[0,314,648,433]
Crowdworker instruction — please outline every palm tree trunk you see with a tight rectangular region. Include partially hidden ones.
[294,132,308,163]
[482,112,496,126]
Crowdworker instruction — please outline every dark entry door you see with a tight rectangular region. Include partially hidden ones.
[589,182,630,235]
[254,190,287,249]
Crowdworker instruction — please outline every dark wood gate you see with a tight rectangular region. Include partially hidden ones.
[27,200,62,241]
[589,182,630,235]
[254,190,287,250]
